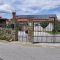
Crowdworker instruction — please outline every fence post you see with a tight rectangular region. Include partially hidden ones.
[28,18,33,42]
[53,17,56,43]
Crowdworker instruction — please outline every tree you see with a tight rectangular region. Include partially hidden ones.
[40,22,49,31]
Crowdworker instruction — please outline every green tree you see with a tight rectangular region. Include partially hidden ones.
[40,22,49,31]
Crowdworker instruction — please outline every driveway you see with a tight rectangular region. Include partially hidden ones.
[0,43,60,60]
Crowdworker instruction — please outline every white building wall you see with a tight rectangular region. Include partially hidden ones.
[45,23,53,31]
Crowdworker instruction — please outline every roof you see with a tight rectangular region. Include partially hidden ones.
[0,18,8,20]
[16,14,57,19]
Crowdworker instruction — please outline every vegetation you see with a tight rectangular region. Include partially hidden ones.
[40,22,49,28]
[40,22,49,31]
[0,28,15,41]
[47,31,60,34]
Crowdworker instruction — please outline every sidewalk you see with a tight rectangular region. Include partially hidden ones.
[10,41,60,48]
[33,43,60,48]
[0,41,60,48]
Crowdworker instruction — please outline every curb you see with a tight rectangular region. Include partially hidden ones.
[0,41,60,48]
[10,42,60,48]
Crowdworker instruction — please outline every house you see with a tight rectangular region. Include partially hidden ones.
[0,17,8,28]
[11,12,60,42]
[12,12,57,32]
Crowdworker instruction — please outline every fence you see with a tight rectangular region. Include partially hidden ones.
[0,21,60,43]
[18,20,60,43]
[33,21,60,43]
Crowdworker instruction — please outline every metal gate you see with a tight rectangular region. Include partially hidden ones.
[33,21,60,43]
[18,22,28,42]
[17,18,60,43]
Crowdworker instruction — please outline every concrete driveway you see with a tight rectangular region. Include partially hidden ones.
[0,43,60,60]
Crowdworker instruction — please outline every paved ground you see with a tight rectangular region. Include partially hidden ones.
[0,42,60,60]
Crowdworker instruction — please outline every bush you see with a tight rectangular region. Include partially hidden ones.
[0,29,14,41]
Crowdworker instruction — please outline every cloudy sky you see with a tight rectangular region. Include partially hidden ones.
[0,0,60,19]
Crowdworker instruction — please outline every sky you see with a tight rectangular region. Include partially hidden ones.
[0,0,60,19]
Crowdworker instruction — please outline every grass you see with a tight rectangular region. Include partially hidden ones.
[47,31,60,34]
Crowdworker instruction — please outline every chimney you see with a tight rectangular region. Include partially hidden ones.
[12,12,16,19]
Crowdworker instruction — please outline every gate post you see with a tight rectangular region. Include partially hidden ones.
[28,18,33,42]
[12,12,18,41]
[53,17,56,43]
